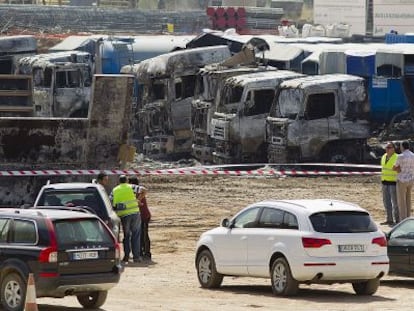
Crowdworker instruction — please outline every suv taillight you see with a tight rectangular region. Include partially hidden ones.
[39,247,58,263]
[115,243,121,260]
[39,218,58,263]
[372,236,387,247]
[302,237,332,248]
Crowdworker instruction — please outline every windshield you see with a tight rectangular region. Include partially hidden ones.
[195,75,219,101]
[216,84,243,113]
[38,189,107,220]
[55,70,81,88]
[277,88,303,119]
[150,79,167,100]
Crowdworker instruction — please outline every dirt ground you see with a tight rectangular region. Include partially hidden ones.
[36,175,414,311]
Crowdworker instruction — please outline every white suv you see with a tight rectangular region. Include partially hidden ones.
[195,199,389,296]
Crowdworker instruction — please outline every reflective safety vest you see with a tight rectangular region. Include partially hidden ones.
[112,183,139,217]
[381,153,398,182]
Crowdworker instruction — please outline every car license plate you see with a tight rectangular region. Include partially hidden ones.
[338,244,365,252]
[73,251,99,260]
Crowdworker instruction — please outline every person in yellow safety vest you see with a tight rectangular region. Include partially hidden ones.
[112,175,141,264]
[381,142,399,226]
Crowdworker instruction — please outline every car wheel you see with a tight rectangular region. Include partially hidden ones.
[352,279,380,295]
[271,257,299,296]
[76,290,108,309]
[196,249,223,288]
[1,273,26,311]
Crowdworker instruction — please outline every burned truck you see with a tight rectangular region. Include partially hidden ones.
[0,74,135,206]
[210,70,303,164]
[191,40,277,163]
[266,74,370,163]
[0,35,36,73]
[121,46,231,159]
[17,51,93,117]
[0,35,37,117]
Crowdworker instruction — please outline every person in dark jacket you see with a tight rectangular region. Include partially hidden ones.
[129,176,152,261]
[137,186,152,261]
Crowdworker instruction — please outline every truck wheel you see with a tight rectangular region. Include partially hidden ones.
[77,290,108,309]
[271,257,299,296]
[1,273,26,311]
[196,249,223,288]
[326,147,356,163]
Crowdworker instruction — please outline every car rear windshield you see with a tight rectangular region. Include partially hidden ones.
[310,211,377,233]
[54,218,113,248]
[38,189,106,220]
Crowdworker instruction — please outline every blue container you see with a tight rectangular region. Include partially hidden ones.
[368,77,409,123]
[345,50,375,77]
[385,33,414,44]
[100,40,133,74]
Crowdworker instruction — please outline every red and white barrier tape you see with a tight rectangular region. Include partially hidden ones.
[0,168,381,177]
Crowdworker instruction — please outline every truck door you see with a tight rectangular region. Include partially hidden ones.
[32,67,53,117]
[238,88,275,162]
[299,91,337,159]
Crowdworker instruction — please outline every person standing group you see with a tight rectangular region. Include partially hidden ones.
[129,176,152,261]
[111,175,142,264]
[393,141,414,221]
[380,142,399,225]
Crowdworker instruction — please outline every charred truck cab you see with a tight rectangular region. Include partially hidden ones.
[17,51,92,117]
[191,65,276,163]
[191,40,277,163]
[122,46,231,159]
[210,70,303,164]
[266,74,370,163]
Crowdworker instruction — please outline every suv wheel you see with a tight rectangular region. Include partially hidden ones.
[271,257,299,296]
[76,290,108,309]
[196,249,223,288]
[1,273,25,311]
[352,279,379,295]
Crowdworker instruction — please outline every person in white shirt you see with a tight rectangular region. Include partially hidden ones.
[393,141,414,221]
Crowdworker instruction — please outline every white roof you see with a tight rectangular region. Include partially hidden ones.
[252,199,365,216]
[43,182,100,190]
[224,70,302,87]
[122,45,231,79]
[279,74,364,89]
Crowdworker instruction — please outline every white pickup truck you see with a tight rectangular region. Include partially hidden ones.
[33,182,121,239]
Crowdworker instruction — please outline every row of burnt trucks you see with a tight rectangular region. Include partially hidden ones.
[2,35,407,167]
[122,42,380,164]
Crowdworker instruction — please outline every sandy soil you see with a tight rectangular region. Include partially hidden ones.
[36,175,414,311]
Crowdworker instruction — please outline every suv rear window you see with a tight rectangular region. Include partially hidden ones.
[54,219,113,248]
[38,189,106,220]
[310,211,377,233]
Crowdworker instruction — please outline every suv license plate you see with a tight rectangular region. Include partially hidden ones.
[73,251,99,260]
[338,244,365,252]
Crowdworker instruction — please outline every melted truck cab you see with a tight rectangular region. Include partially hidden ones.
[17,51,93,118]
[266,74,370,163]
[191,64,277,163]
[210,70,303,164]
[122,45,231,159]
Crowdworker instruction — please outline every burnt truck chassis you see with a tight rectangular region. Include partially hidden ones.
[0,74,134,207]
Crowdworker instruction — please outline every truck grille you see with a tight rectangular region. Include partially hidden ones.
[268,144,288,163]
[213,125,225,139]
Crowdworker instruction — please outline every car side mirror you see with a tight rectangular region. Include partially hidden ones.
[221,218,230,228]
